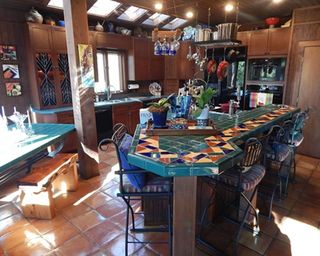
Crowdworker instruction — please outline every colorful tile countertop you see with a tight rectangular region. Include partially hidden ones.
[128,105,299,177]
[0,123,75,173]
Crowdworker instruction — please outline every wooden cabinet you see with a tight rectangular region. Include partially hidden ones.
[237,31,250,46]
[247,28,290,56]
[268,28,290,55]
[164,41,194,80]
[27,23,72,110]
[112,102,143,135]
[95,32,131,50]
[248,29,269,56]
[128,38,164,81]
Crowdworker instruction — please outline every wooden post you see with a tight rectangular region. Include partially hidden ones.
[173,176,197,255]
[63,0,99,179]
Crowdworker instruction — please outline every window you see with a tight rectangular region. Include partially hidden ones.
[162,18,187,30]
[117,6,148,22]
[96,50,125,93]
[142,13,170,26]
[87,0,121,17]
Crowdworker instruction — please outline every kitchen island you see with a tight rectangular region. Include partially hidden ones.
[127,105,299,256]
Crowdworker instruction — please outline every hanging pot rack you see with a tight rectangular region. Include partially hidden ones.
[151,28,182,42]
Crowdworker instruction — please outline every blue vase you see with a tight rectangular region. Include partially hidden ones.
[152,111,168,128]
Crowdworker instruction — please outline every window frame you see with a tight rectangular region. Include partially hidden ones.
[96,49,126,94]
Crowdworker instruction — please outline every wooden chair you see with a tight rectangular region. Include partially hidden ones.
[17,153,78,219]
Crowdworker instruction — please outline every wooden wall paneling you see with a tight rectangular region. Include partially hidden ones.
[0,18,31,113]
[285,17,320,104]
[293,5,320,24]
[294,41,320,157]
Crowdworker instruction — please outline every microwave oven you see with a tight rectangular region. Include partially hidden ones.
[247,58,286,82]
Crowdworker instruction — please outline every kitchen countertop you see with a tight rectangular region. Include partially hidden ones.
[31,95,165,114]
[127,105,299,177]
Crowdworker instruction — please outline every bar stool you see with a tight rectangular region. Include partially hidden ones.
[199,138,265,256]
[99,124,173,256]
[258,125,291,218]
[282,110,309,183]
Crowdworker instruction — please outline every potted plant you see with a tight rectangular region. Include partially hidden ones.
[191,87,215,126]
[148,95,172,128]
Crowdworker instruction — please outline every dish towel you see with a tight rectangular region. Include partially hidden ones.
[258,93,273,106]
[250,92,258,108]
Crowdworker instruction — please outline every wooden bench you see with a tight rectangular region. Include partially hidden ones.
[17,153,78,219]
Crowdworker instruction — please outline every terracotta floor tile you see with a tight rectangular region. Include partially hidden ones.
[265,239,292,256]
[225,243,262,256]
[238,230,273,255]
[84,191,113,209]
[84,219,123,247]
[55,234,99,256]
[311,168,320,179]
[296,155,319,170]
[109,208,144,231]
[42,221,80,248]
[67,180,97,200]
[30,215,68,235]
[100,233,143,256]
[69,210,106,232]
[0,203,19,221]
[0,213,30,237]
[295,166,313,181]
[133,246,159,256]
[95,200,126,219]
[101,183,119,198]
[85,174,112,191]
[273,196,296,212]
[0,225,40,251]
[61,202,92,220]
[6,237,52,256]
[291,200,320,224]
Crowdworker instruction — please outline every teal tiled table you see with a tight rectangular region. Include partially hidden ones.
[0,123,75,183]
[127,105,299,256]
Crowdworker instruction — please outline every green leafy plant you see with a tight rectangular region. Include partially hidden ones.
[148,94,173,113]
[195,88,215,109]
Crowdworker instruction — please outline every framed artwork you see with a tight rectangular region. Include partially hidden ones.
[78,44,95,88]
[0,45,17,60]
[5,82,22,96]
[2,64,20,79]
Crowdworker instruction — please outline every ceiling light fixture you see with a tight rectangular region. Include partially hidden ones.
[186,11,194,19]
[273,0,283,3]
[154,2,163,11]
[225,3,234,12]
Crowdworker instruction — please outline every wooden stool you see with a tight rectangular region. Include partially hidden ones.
[18,153,78,219]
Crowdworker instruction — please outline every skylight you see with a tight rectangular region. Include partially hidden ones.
[118,6,148,22]
[162,18,187,30]
[87,0,121,17]
[47,0,63,9]
[142,13,170,26]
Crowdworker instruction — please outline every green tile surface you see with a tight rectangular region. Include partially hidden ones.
[0,123,75,172]
[128,105,299,177]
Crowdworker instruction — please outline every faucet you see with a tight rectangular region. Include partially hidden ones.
[228,100,238,116]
